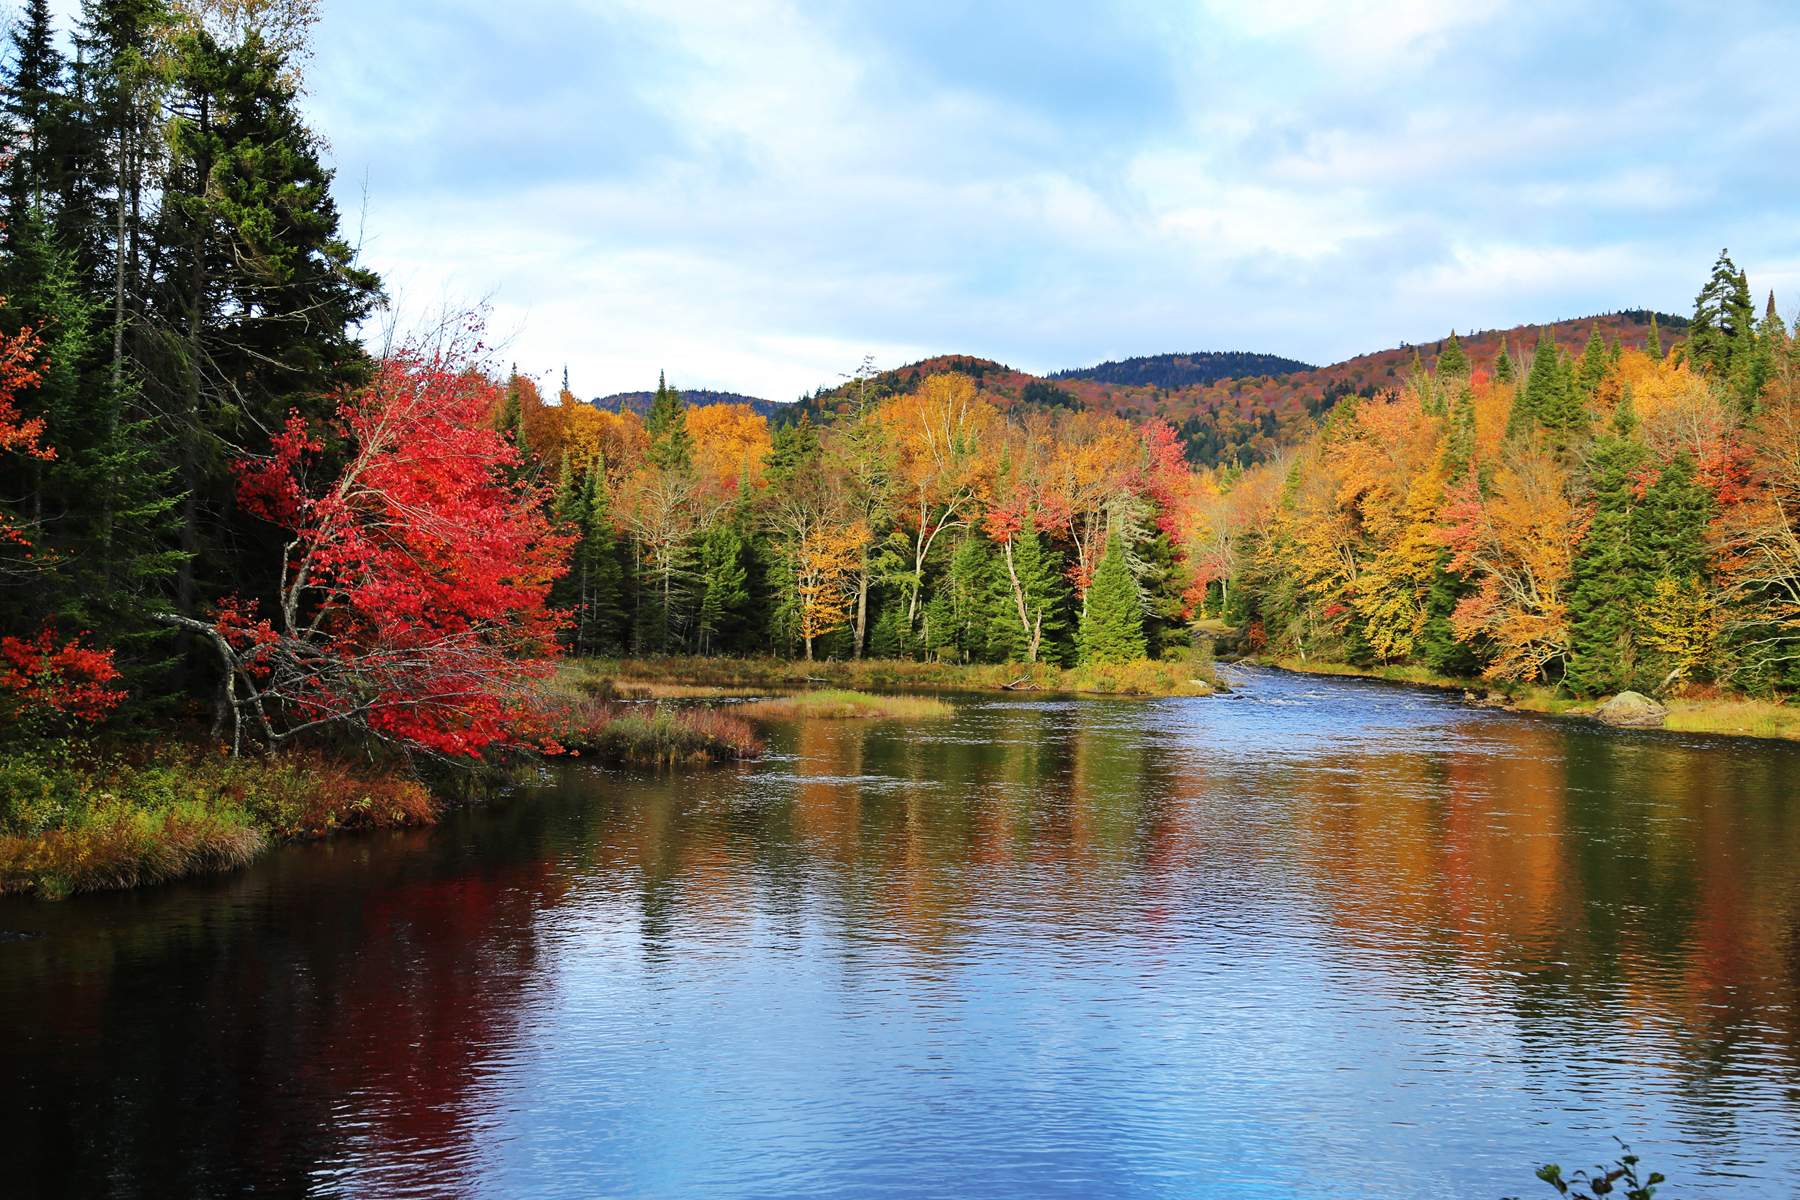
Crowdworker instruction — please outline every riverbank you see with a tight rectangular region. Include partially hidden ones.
[560,654,1220,698]
[1263,657,1800,742]
[0,745,440,900]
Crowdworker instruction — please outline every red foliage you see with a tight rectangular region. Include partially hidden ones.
[0,628,125,724]
[208,331,573,759]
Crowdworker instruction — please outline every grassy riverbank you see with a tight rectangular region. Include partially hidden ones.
[1266,657,1800,740]
[562,653,1219,697]
[0,746,438,900]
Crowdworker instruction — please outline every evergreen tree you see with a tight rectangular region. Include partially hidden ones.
[988,514,1068,664]
[1440,384,1477,477]
[1492,344,1515,383]
[1646,314,1663,360]
[1575,324,1611,399]
[1689,249,1756,377]
[645,371,693,471]
[1418,554,1485,676]
[695,523,749,655]
[1437,330,1468,375]
[1078,532,1147,664]
[3,0,65,219]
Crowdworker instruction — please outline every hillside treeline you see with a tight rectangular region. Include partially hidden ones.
[512,369,1193,666]
[1198,252,1800,695]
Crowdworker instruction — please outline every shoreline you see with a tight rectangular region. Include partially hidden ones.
[1263,657,1800,743]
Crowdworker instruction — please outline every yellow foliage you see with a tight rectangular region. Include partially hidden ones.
[1636,576,1717,687]
[795,522,869,652]
[687,403,772,489]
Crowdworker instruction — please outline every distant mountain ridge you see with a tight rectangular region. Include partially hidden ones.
[593,388,785,417]
[1053,350,1318,389]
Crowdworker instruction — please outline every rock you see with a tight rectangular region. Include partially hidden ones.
[1484,692,1508,706]
[1463,691,1478,702]
[1594,691,1667,728]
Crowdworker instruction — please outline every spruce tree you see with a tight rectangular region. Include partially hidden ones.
[1576,325,1611,399]
[1440,385,1477,477]
[1493,344,1515,383]
[1437,330,1468,375]
[1078,532,1147,664]
[988,514,1068,664]
[645,372,693,471]
[1646,315,1663,360]
[695,524,748,655]
[1689,250,1756,376]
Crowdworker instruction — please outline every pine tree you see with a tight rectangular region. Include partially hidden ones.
[1077,532,1147,664]
[645,371,693,471]
[1646,314,1663,360]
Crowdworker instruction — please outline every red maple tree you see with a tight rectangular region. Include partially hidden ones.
[165,329,572,760]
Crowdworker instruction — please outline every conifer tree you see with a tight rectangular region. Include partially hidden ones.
[645,371,693,471]
[1576,325,1611,399]
[1077,532,1147,664]
[1440,385,1477,477]
[1690,250,1756,376]
[989,514,1068,664]
[1492,343,1515,383]
[1437,331,1468,376]
[1646,315,1663,360]
[696,524,748,655]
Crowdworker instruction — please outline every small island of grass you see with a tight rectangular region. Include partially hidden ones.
[741,690,954,720]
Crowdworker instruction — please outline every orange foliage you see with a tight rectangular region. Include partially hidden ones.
[687,402,772,490]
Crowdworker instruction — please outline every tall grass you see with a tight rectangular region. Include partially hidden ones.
[0,746,438,899]
[564,653,1218,697]
[741,690,953,719]
[543,696,765,763]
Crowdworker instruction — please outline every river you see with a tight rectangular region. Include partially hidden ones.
[4,667,1799,1198]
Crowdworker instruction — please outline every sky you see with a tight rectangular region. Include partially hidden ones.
[61,0,1800,401]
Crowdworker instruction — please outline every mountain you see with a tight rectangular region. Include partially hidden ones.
[594,388,787,417]
[1052,350,1317,389]
[788,310,1694,470]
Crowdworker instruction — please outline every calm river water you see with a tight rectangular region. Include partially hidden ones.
[5,668,1800,1198]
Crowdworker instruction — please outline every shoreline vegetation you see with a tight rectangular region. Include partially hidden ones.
[560,653,1219,698]
[1253,653,1800,742]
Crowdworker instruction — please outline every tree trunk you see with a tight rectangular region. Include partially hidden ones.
[853,546,869,659]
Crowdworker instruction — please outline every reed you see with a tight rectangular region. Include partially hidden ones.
[741,690,954,719]
[544,696,765,762]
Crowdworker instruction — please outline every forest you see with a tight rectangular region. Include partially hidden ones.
[4,0,1800,789]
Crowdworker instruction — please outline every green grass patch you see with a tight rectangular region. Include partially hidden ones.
[741,690,954,719]
[0,747,438,899]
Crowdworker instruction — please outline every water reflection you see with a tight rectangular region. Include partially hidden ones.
[4,668,1799,1197]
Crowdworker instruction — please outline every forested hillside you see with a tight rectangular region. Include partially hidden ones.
[1191,257,1798,695]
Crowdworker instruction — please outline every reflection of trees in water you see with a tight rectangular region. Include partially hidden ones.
[583,702,1800,1097]
[1,821,565,1197]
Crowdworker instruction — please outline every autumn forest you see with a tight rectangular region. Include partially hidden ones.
[4,0,1800,782]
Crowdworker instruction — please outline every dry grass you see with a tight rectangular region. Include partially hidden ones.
[541,696,765,763]
[567,653,1219,697]
[0,746,441,899]
[0,801,263,899]
[1664,698,1800,740]
[740,690,954,720]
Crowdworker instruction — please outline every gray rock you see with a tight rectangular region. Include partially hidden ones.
[1594,691,1667,728]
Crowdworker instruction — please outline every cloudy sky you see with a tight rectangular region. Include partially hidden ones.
[135,1,1800,398]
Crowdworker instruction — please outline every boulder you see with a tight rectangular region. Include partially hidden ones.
[1594,691,1667,728]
